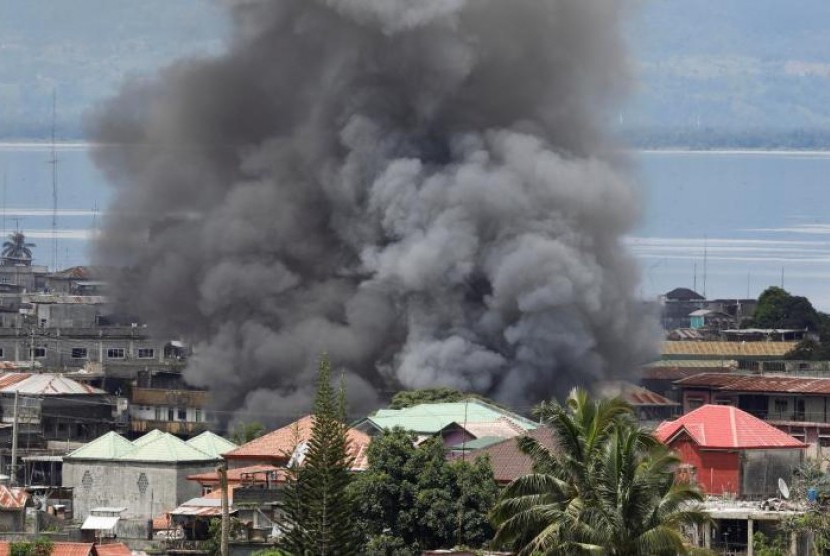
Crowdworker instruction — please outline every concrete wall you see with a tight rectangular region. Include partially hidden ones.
[63,460,217,520]
[0,509,25,532]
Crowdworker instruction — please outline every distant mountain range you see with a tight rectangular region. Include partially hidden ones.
[2,0,830,148]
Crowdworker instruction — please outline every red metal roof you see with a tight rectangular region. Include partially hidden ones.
[0,485,28,509]
[654,405,806,450]
[224,415,370,470]
[676,372,830,395]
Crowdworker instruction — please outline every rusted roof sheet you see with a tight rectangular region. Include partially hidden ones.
[0,485,28,509]
[0,373,30,388]
[170,497,238,517]
[453,427,557,484]
[676,372,830,395]
[597,381,680,406]
[621,386,679,407]
[655,405,806,450]
[131,388,209,407]
[0,373,106,395]
[224,415,370,470]
[188,464,283,484]
[662,341,797,358]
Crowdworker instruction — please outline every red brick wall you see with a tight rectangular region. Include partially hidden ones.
[670,437,740,496]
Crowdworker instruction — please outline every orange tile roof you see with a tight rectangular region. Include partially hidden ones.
[0,544,94,556]
[662,341,797,358]
[224,415,371,470]
[655,405,806,450]
[93,544,131,556]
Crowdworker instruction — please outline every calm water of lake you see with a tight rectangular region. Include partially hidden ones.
[3,144,830,307]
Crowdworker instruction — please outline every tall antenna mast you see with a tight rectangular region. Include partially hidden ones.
[702,235,708,299]
[49,89,59,272]
[2,171,6,237]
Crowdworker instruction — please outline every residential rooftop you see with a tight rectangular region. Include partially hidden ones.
[654,404,806,450]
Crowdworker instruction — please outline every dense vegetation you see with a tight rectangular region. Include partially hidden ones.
[280,355,360,555]
[349,428,499,554]
[748,286,830,360]
[491,388,708,555]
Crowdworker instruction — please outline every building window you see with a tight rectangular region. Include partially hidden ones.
[168,407,175,421]
[30,347,46,358]
[0,348,4,358]
[774,398,789,417]
[137,348,155,359]
[714,397,733,406]
[71,347,88,359]
[155,406,166,421]
[177,408,187,421]
[687,397,704,410]
[194,410,202,423]
[107,348,125,359]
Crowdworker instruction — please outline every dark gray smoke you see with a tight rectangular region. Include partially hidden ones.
[89,0,659,425]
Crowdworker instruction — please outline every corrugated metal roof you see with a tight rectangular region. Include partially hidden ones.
[597,381,679,406]
[0,373,106,395]
[186,431,238,457]
[675,372,830,395]
[0,373,31,389]
[118,432,218,463]
[452,427,557,484]
[81,516,119,530]
[187,464,282,484]
[0,485,27,509]
[132,429,166,447]
[66,432,134,461]
[170,497,237,517]
[363,400,538,435]
[662,341,797,358]
[654,405,806,450]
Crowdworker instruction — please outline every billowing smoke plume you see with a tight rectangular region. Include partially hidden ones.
[90,0,658,425]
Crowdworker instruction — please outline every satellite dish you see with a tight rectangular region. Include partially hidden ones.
[778,478,790,500]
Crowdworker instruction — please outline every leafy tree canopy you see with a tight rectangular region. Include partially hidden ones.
[491,388,709,555]
[229,421,265,445]
[349,427,499,555]
[750,286,821,330]
[389,387,503,410]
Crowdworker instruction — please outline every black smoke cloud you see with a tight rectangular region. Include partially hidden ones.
[89,0,658,425]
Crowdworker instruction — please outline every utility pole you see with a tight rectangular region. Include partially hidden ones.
[219,461,229,556]
[10,390,19,486]
[29,328,35,373]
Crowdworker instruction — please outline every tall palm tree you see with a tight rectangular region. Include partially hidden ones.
[1,232,36,265]
[491,388,709,555]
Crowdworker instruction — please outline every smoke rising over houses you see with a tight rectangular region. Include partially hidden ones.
[89,0,658,424]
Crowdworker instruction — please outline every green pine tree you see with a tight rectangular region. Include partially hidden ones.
[280,355,361,555]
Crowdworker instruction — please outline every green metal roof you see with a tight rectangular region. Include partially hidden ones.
[186,431,238,457]
[450,436,505,451]
[132,429,167,447]
[363,399,537,434]
[65,431,135,460]
[118,432,218,463]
